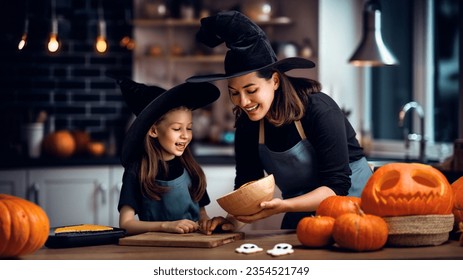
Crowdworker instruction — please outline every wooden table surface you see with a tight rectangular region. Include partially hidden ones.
[20,230,463,260]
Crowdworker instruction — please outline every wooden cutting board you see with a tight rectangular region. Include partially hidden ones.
[118,232,245,248]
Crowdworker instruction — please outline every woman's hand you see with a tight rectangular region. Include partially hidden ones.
[162,219,199,234]
[235,198,286,223]
[199,216,235,235]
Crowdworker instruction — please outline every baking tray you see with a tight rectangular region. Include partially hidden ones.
[45,225,126,248]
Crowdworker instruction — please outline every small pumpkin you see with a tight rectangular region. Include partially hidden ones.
[361,163,454,217]
[0,194,50,258]
[451,176,463,226]
[332,204,388,252]
[316,196,361,219]
[87,141,106,157]
[42,130,76,158]
[296,215,335,248]
[71,130,90,155]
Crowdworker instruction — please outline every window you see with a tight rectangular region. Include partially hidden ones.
[371,0,459,160]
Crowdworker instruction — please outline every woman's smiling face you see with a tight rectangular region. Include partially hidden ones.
[228,71,279,121]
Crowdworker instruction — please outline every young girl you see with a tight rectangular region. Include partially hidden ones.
[188,11,373,231]
[116,78,220,235]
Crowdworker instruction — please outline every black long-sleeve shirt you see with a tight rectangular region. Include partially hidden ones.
[233,92,364,196]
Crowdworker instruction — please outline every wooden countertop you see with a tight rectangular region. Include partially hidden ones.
[20,230,463,260]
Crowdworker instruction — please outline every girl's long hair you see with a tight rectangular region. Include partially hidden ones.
[232,69,322,126]
[139,107,207,201]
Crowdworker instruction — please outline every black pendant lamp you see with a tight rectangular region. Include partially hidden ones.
[349,0,398,66]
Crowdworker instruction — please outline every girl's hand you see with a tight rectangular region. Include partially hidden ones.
[199,216,235,235]
[235,198,285,223]
[162,219,199,234]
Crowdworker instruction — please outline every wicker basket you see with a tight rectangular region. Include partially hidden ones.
[383,214,454,247]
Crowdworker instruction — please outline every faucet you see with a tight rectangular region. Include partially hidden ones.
[398,101,426,163]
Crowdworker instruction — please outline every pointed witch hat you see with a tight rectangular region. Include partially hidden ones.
[186,10,315,83]
[115,78,220,166]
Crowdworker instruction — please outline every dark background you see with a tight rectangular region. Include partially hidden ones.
[0,0,134,160]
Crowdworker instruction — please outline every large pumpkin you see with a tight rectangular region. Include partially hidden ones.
[316,196,361,218]
[42,130,76,158]
[296,216,335,248]
[451,176,463,225]
[0,194,50,258]
[361,163,454,217]
[332,205,388,252]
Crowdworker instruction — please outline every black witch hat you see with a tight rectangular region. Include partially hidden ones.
[116,78,220,166]
[187,10,315,83]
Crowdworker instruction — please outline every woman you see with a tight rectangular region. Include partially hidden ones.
[116,78,220,235]
[187,11,372,231]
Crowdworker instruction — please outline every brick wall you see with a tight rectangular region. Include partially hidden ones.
[0,0,133,159]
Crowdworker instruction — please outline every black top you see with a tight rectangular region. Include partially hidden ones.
[118,157,210,214]
[233,92,364,196]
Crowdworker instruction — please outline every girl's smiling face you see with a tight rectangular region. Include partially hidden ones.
[149,107,192,160]
[228,71,279,121]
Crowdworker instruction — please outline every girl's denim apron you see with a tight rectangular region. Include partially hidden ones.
[139,169,199,222]
[258,120,372,229]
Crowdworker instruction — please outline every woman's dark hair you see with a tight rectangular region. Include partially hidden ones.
[232,69,322,126]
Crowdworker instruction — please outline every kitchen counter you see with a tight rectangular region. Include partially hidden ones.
[19,230,463,260]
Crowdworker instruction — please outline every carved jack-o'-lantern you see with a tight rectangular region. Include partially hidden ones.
[361,163,454,217]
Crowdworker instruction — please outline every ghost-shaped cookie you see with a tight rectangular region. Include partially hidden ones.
[266,243,294,256]
[235,243,263,254]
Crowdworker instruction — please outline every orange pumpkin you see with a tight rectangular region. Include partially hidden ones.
[0,194,50,258]
[296,216,335,248]
[332,204,388,252]
[316,196,361,218]
[71,130,90,155]
[87,141,106,157]
[42,130,76,158]
[451,176,463,225]
[361,163,454,217]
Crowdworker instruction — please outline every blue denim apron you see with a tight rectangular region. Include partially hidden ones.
[139,169,200,222]
[258,120,371,229]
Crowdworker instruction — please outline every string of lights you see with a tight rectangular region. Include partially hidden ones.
[17,0,131,54]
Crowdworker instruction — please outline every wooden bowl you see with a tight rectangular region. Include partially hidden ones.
[216,174,275,216]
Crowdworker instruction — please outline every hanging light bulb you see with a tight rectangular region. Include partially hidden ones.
[48,17,60,53]
[18,18,29,50]
[95,0,108,53]
[348,0,398,66]
[96,19,108,53]
[48,0,60,53]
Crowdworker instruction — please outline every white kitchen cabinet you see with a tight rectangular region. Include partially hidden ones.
[109,166,124,227]
[0,169,27,198]
[1,165,125,228]
[28,167,111,228]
